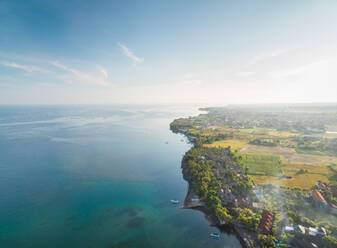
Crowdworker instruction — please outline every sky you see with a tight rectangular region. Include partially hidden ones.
[0,0,337,105]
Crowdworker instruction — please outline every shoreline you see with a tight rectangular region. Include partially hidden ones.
[181,160,253,248]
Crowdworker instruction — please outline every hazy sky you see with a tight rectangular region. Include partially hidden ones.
[1,0,337,104]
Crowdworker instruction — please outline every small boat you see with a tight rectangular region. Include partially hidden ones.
[170,199,179,204]
[210,233,220,239]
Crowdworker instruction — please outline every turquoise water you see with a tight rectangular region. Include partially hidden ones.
[0,105,241,248]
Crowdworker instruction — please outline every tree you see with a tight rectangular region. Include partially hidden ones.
[236,208,259,229]
[259,234,275,248]
[216,205,232,223]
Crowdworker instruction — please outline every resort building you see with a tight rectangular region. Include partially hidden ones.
[258,210,273,233]
[297,225,306,235]
[311,190,327,208]
[308,227,326,237]
[252,202,264,209]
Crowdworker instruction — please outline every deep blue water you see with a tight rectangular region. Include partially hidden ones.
[0,105,241,248]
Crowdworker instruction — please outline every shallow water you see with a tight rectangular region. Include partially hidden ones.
[0,105,241,248]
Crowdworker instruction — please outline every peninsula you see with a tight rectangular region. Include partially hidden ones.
[171,104,337,248]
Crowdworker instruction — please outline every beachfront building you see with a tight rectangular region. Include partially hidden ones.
[252,202,264,209]
[311,190,327,208]
[308,227,326,237]
[297,225,306,235]
[316,181,330,191]
[258,210,273,233]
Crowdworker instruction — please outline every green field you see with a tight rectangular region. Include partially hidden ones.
[240,153,283,176]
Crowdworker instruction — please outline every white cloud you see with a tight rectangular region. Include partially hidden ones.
[236,71,255,77]
[117,42,144,64]
[1,61,46,73]
[269,59,337,80]
[50,61,109,86]
[250,48,289,64]
[231,48,290,79]
[179,72,202,86]
[49,61,68,70]
[97,66,108,79]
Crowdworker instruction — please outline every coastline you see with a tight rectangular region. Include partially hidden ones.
[171,106,337,248]
[180,153,253,248]
[182,180,218,226]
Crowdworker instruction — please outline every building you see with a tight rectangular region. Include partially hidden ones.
[252,202,264,209]
[316,180,330,191]
[220,187,235,202]
[297,225,306,235]
[258,210,273,233]
[311,190,327,208]
[285,225,295,234]
[308,227,326,237]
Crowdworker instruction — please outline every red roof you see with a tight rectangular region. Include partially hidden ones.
[312,190,327,204]
[258,210,273,232]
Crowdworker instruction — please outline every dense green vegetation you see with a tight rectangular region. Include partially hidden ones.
[182,140,255,223]
[258,234,275,248]
[235,208,260,229]
[183,145,233,223]
[293,136,337,157]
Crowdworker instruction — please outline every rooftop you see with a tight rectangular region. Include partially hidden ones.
[312,190,327,204]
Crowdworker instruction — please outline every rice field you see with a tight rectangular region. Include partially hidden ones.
[250,173,330,189]
[203,139,247,151]
[194,127,337,189]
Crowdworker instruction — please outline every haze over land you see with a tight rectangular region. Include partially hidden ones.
[1,0,337,104]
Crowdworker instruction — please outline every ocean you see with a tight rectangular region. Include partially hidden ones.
[0,105,241,248]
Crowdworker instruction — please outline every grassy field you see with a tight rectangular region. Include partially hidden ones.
[250,173,330,189]
[249,163,333,189]
[238,128,296,138]
[203,139,247,150]
[240,153,282,176]
[191,126,337,189]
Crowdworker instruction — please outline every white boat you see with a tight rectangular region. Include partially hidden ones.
[170,199,179,204]
[210,233,220,238]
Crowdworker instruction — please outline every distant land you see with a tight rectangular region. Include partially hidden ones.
[170,104,337,248]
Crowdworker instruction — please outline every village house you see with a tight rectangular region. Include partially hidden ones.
[316,180,330,191]
[285,224,326,239]
[308,227,326,237]
[219,187,235,203]
[233,198,248,208]
[258,210,273,233]
[311,190,327,208]
[284,224,306,235]
[316,180,337,197]
[297,225,306,235]
[252,202,264,209]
